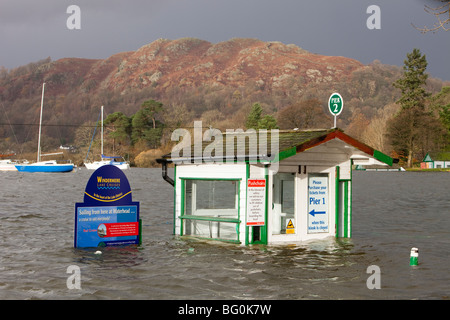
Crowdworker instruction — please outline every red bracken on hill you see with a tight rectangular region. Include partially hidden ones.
[104,38,364,92]
[2,38,364,98]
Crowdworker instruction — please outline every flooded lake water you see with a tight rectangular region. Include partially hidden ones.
[0,169,449,300]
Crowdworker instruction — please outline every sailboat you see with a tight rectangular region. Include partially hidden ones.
[15,83,74,173]
[84,106,130,170]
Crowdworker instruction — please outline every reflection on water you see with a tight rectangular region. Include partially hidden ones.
[0,169,449,299]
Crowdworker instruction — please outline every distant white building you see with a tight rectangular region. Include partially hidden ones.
[157,128,393,245]
[421,152,450,169]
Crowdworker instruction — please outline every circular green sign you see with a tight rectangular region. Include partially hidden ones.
[328,93,343,116]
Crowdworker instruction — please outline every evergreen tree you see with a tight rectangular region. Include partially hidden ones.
[245,102,278,130]
[393,48,431,111]
[245,103,263,129]
[131,99,164,148]
[430,86,450,151]
[141,99,163,129]
[104,112,131,153]
[439,104,450,133]
[257,115,279,130]
[387,48,443,167]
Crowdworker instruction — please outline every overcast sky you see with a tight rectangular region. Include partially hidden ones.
[1,0,449,80]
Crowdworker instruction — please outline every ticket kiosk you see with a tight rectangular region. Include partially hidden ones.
[157,128,393,245]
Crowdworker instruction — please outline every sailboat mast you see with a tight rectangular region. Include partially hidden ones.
[101,105,104,156]
[37,83,45,162]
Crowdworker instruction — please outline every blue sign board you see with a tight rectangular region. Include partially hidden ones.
[307,174,329,233]
[74,165,140,248]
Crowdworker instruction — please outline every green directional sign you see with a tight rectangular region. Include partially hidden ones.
[328,92,343,116]
[328,92,343,127]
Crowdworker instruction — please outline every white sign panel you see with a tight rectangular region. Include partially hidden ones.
[246,179,266,226]
[308,174,329,233]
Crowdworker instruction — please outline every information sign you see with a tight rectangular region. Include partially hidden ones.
[328,92,343,127]
[307,174,329,233]
[74,165,140,248]
[246,179,266,226]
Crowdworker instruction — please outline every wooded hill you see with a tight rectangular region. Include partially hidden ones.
[0,38,448,166]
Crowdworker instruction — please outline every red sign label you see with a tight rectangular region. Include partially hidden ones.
[247,179,266,187]
[246,179,266,226]
[102,222,139,237]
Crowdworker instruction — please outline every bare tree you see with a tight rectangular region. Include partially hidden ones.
[361,103,400,154]
[277,99,326,130]
[413,0,450,33]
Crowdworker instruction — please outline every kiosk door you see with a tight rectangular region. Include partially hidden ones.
[272,173,295,235]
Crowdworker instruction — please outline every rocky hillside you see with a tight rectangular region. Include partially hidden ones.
[107,38,363,92]
[1,38,365,96]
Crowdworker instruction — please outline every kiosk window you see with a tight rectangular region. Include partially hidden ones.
[182,179,240,242]
[272,173,295,235]
[281,180,295,215]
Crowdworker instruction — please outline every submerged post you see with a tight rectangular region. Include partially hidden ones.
[410,247,419,266]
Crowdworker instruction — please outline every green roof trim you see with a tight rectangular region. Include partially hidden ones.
[373,149,393,166]
[275,146,296,163]
[423,153,433,162]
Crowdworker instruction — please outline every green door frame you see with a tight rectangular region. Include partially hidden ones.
[245,163,268,245]
[335,165,352,238]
